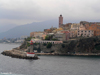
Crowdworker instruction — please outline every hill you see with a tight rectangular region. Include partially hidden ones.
[0,20,58,39]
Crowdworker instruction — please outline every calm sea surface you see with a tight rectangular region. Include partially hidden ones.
[0,43,100,75]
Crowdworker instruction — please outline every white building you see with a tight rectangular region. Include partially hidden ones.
[77,30,94,37]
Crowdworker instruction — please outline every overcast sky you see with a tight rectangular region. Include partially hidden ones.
[0,0,100,26]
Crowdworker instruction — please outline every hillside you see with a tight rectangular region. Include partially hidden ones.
[0,20,58,39]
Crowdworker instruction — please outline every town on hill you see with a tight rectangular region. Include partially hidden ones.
[2,15,100,58]
[22,15,100,55]
[30,15,100,41]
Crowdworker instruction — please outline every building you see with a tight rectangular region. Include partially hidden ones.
[61,31,70,40]
[77,30,94,37]
[30,32,34,37]
[30,32,47,40]
[52,28,63,33]
[53,33,66,41]
[44,29,52,33]
[79,24,86,30]
[69,30,78,38]
[31,38,63,44]
[70,23,80,30]
[60,23,72,30]
[85,24,100,36]
[59,14,63,27]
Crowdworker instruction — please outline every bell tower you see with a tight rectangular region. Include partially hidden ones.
[59,14,63,28]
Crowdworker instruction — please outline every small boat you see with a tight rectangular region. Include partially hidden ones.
[27,52,35,57]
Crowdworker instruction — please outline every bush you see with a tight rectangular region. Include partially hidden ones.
[43,43,47,46]
[27,42,30,47]
[25,37,32,41]
[45,35,53,40]
[45,35,50,40]
[62,44,65,48]
[95,44,100,50]
[46,43,52,48]
[34,43,39,45]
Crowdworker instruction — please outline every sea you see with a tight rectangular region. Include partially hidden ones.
[0,43,100,75]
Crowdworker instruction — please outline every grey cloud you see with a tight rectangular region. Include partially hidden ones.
[1,0,100,26]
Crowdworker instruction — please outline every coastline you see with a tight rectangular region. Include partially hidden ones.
[35,53,100,56]
[1,49,100,59]
[1,49,39,59]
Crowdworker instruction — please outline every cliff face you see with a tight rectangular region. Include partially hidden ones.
[40,36,100,54]
[19,36,100,54]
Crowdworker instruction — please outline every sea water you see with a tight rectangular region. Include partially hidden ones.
[0,43,100,75]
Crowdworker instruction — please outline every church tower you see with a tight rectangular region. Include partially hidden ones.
[59,14,63,28]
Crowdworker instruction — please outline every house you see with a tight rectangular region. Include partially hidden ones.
[77,30,94,37]
[53,33,66,41]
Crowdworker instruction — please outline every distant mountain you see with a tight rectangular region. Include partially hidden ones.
[0,24,17,33]
[0,20,58,39]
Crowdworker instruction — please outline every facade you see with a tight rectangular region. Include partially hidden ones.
[85,24,100,36]
[70,23,80,30]
[59,15,63,27]
[30,32,47,39]
[53,33,66,41]
[60,23,72,30]
[31,39,63,44]
[30,32,34,37]
[52,28,63,33]
[44,29,52,33]
[61,31,70,40]
[79,24,86,30]
[77,30,94,37]
[69,30,78,38]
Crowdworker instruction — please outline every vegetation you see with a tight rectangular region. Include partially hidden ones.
[95,44,100,50]
[46,43,52,48]
[62,44,65,48]
[33,46,41,52]
[25,37,32,41]
[43,43,47,46]
[45,35,53,40]
[27,42,30,47]
[34,43,39,45]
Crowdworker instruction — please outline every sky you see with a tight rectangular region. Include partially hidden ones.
[0,0,100,26]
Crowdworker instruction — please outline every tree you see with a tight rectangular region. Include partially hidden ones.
[25,37,32,41]
[45,35,50,40]
[45,35,54,40]
[46,43,52,48]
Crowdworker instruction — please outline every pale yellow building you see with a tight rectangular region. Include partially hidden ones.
[70,23,80,30]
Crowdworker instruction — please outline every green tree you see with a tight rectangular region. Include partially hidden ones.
[46,43,52,48]
[25,37,32,41]
[27,42,30,47]
[45,35,54,40]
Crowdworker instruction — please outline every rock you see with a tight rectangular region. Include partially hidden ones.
[1,50,38,59]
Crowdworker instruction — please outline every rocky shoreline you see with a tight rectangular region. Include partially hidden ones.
[36,53,100,56]
[1,49,39,59]
[1,49,100,59]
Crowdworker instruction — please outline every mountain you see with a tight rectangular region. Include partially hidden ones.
[0,20,58,39]
[0,24,17,33]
